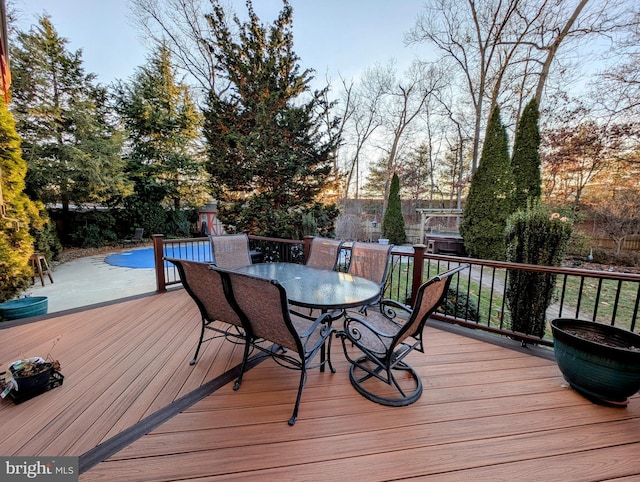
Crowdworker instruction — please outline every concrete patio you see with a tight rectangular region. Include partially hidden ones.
[22,247,157,314]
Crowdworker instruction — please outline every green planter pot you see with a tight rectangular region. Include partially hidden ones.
[0,296,48,321]
[551,318,640,407]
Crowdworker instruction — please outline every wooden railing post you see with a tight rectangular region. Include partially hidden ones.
[153,234,166,292]
[410,244,426,305]
[303,236,313,264]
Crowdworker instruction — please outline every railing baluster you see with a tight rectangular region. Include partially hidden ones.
[575,277,585,319]
[558,275,568,318]
[488,268,496,328]
[593,278,603,322]
[611,279,623,326]
[632,284,640,332]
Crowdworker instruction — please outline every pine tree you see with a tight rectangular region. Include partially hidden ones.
[382,173,406,245]
[9,16,127,221]
[203,1,339,239]
[511,98,541,211]
[0,101,46,302]
[460,105,513,260]
[114,43,207,235]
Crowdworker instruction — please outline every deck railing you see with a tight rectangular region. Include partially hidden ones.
[153,234,640,348]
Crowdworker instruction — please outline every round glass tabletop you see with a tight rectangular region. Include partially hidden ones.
[235,262,380,310]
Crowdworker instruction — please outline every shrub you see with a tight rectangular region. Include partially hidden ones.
[440,288,480,322]
[505,202,573,338]
[566,229,592,257]
[64,210,118,248]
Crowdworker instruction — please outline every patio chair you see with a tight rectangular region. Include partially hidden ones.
[121,227,144,248]
[164,257,248,366]
[224,269,335,426]
[305,237,344,271]
[347,241,393,313]
[337,264,469,407]
[209,234,252,270]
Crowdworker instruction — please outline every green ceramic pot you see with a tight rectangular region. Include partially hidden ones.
[0,296,48,321]
[551,318,640,407]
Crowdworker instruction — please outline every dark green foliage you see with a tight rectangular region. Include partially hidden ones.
[511,99,541,211]
[10,16,128,220]
[164,209,192,238]
[31,210,62,262]
[505,202,573,337]
[66,210,118,248]
[382,173,406,244]
[203,1,340,238]
[460,105,513,260]
[301,213,318,237]
[113,43,207,214]
[69,224,117,249]
[440,287,480,322]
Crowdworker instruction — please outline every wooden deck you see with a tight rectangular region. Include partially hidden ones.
[2,288,640,481]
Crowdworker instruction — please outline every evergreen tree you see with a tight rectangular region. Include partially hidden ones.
[9,16,128,222]
[460,105,513,260]
[0,101,46,302]
[382,172,406,244]
[505,203,573,337]
[203,1,339,239]
[511,98,541,211]
[114,43,208,236]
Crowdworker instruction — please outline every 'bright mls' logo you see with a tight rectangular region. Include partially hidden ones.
[1,457,78,481]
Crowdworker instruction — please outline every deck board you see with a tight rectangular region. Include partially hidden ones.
[2,288,640,481]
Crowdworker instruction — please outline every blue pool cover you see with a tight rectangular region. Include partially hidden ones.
[105,243,212,269]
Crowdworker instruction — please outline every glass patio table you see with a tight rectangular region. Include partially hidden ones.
[234,262,380,311]
[235,262,380,373]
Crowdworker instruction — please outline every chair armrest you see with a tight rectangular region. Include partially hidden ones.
[379,298,411,312]
[295,311,333,339]
[343,313,397,341]
[379,298,411,313]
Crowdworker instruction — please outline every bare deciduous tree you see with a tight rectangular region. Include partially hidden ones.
[541,118,639,206]
[407,0,635,173]
[376,60,446,211]
[130,0,222,95]
[595,8,640,118]
[589,190,640,254]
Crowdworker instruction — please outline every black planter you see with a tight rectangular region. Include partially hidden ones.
[551,318,640,407]
[10,362,53,392]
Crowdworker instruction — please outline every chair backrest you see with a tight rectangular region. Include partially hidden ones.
[305,237,344,270]
[209,234,252,270]
[347,242,393,289]
[132,228,144,241]
[225,270,300,353]
[165,257,244,329]
[394,264,469,348]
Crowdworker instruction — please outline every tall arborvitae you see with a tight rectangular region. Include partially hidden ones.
[511,98,541,211]
[382,172,406,245]
[0,102,45,302]
[203,1,339,239]
[460,105,513,260]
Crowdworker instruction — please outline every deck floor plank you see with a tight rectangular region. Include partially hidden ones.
[2,288,640,481]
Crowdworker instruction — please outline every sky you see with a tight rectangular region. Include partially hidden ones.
[10,0,425,87]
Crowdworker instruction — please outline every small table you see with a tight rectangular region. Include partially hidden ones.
[235,262,380,311]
